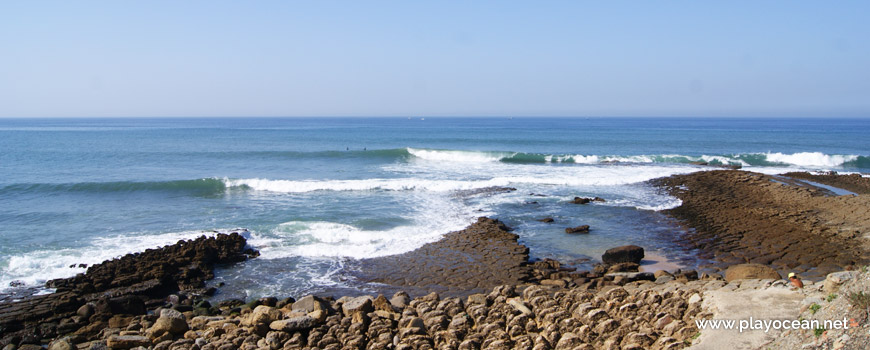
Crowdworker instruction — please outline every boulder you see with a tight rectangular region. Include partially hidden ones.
[249,305,282,325]
[390,291,411,309]
[565,225,590,234]
[148,316,188,337]
[573,197,591,204]
[724,264,781,282]
[269,316,316,332]
[106,335,151,349]
[538,217,555,223]
[290,295,328,314]
[823,271,859,292]
[602,245,644,265]
[47,339,75,350]
[372,294,394,312]
[341,296,374,317]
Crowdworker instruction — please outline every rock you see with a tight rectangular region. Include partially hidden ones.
[148,316,188,336]
[106,335,150,349]
[602,245,644,265]
[573,197,592,204]
[555,332,583,350]
[606,272,655,282]
[540,279,568,287]
[823,271,859,292]
[724,264,782,282]
[249,305,282,325]
[390,291,411,309]
[77,303,95,318]
[538,217,555,223]
[291,295,327,313]
[269,316,316,332]
[372,294,394,312]
[654,270,673,278]
[607,262,640,273]
[48,339,75,350]
[507,298,533,316]
[341,296,374,317]
[159,308,185,320]
[565,225,590,234]
[46,233,253,295]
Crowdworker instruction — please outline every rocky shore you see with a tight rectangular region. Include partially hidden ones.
[653,170,870,280]
[0,233,257,348]
[2,170,869,350]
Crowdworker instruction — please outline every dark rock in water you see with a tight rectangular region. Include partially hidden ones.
[525,201,538,205]
[572,197,591,204]
[690,161,708,166]
[565,225,590,234]
[602,245,644,265]
[538,217,555,223]
[8,280,25,288]
[592,196,606,202]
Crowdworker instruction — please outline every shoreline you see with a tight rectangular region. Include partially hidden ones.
[2,170,869,349]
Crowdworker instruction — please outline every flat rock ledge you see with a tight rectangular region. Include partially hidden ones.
[353,217,533,297]
[652,170,870,280]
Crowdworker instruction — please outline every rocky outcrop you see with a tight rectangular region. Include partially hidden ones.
[0,233,257,347]
[47,232,254,295]
[355,217,533,297]
[653,170,870,280]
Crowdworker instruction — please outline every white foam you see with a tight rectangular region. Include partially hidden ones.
[763,152,858,167]
[407,148,511,163]
[249,193,475,260]
[0,229,229,292]
[568,155,601,163]
[226,171,696,194]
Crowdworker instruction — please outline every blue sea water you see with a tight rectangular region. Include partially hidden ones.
[1,117,868,299]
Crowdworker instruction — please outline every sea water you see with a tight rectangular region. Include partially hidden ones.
[1,117,868,299]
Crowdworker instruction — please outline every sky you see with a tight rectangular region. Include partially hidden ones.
[1,1,868,118]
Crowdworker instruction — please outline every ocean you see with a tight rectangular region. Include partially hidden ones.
[1,117,868,300]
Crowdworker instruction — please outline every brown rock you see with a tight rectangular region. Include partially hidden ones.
[565,225,590,234]
[106,335,151,349]
[573,197,592,204]
[602,245,644,265]
[724,264,781,282]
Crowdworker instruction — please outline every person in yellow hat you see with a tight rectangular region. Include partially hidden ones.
[788,272,803,288]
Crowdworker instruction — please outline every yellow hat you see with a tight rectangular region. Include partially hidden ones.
[788,272,796,278]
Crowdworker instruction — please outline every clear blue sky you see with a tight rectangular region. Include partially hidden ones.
[1,1,868,117]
